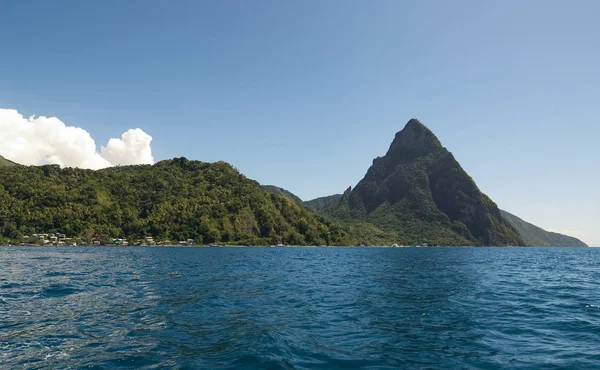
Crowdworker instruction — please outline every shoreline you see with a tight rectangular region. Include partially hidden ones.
[0,244,590,248]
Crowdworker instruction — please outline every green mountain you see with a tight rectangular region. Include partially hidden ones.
[1,130,584,247]
[500,210,587,247]
[261,188,393,245]
[325,119,524,246]
[0,158,355,245]
[0,155,18,167]
[273,187,586,247]
[261,186,343,213]
[305,194,342,212]
[261,185,304,205]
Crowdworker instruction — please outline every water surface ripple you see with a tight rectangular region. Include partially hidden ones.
[1,246,599,369]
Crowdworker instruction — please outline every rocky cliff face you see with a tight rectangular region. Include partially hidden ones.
[330,119,524,246]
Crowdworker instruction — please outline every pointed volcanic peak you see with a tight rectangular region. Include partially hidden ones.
[386,118,443,162]
[331,119,524,246]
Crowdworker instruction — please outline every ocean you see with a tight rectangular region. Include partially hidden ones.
[1,246,599,369]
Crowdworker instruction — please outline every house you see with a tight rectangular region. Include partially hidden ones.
[112,239,129,246]
[33,234,48,241]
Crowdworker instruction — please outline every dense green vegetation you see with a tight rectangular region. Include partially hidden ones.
[500,210,587,247]
[261,185,304,205]
[0,158,358,245]
[265,185,588,247]
[318,119,524,246]
[305,194,342,213]
[0,120,585,247]
[266,182,587,247]
[0,155,18,167]
[261,187,397,245]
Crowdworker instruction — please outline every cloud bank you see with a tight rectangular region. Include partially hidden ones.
[0,108,154,169]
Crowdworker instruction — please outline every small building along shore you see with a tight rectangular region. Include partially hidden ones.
[18,233,199,247]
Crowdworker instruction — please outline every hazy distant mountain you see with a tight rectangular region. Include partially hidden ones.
[324,119,524,246]
[0,155,18,167]
[500,210,587,247]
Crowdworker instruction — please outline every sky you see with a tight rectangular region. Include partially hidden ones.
[1,0,599,245]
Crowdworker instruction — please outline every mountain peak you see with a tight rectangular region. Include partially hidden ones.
[328,118,524,246]
[386,119,443,160]
[405,118,426,129]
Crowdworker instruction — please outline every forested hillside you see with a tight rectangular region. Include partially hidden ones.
[0,155,18,167]
[305,194,342,213]
[0,158,354,245]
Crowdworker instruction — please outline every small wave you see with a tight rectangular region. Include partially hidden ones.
[40,284,81,298]
[1,246,600,369]
[0,282,22,289]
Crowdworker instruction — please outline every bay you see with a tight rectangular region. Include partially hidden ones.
[1,246,599,369]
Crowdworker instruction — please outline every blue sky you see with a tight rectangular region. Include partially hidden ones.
[1,0,599,245]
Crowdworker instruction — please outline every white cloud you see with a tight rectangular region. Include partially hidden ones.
[0,108,154,169]
[100,129,154,166]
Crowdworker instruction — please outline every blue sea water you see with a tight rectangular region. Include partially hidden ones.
[1,246,599,369]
